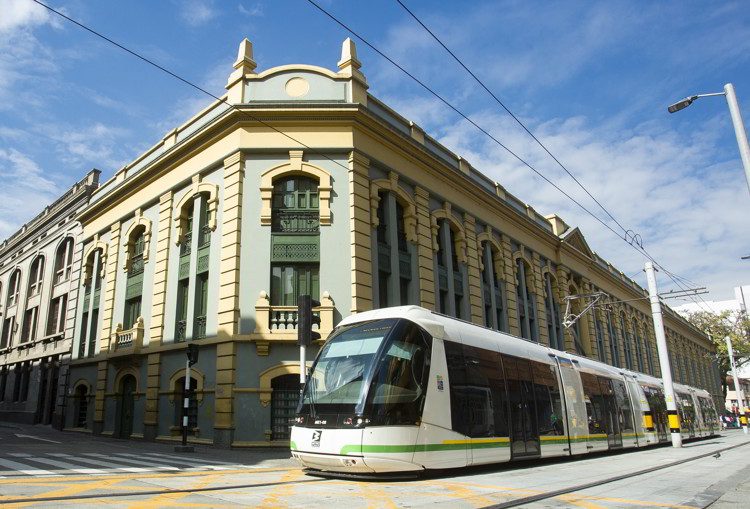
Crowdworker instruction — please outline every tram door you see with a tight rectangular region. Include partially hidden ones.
[503,355,540,458]
[598,377,623,449]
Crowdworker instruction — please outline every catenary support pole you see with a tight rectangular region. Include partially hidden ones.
[182,356,191,446]
[724,83,750,197]
[300,344,306,394]
[726,335,749,434]
[645,261,682,447]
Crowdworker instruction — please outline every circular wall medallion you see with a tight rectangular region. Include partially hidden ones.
[285,77,310,98]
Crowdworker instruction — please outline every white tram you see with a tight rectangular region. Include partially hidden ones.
[290,306,720,474]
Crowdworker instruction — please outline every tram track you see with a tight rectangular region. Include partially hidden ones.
[480,440,750,508]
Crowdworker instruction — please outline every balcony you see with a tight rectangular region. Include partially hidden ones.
[112,316,144,355]
[254,291,335,344]
[272,210,319,233]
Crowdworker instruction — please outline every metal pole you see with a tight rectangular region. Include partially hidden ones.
[299,344,306,394]
[182,356,191,446]
[726,335,748,433]
[645,262,682,447]
[724,83,750,197]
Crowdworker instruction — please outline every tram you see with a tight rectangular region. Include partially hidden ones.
[290,306,720,474]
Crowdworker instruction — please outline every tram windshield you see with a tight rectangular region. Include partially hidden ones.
[298,318,432,426]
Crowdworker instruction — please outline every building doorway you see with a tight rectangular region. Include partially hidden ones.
[117,375,136,438]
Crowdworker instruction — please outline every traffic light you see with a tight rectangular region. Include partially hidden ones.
[187,344,199,366]
[297,294,321,346]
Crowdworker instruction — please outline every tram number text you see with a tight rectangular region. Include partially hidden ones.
[311,430,322,447]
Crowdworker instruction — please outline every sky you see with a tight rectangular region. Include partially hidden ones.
[1,0,749,307]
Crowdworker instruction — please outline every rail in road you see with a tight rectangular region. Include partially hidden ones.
[0,433,748,507]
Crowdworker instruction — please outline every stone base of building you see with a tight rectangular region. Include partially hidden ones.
[0,410,38,425]
[213,428,234,448]
[144,423,158,441]
[93,420,104,435]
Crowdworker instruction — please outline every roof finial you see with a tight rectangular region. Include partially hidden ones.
[234,38,257,74]
[338,37,362,74]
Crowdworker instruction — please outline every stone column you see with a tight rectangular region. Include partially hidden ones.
[348,152,373,313]
[218,152,244,338]
[463,214,483,325]
[99,222,121,353]
[149,191,174,346]
[415,187,435,310]
[214,342,236,447]
[502,235,520,337]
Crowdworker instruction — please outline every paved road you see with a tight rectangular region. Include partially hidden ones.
[0,422,748,508]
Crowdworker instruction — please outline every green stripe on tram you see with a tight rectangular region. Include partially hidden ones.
[340,441,511,455]
[290,441,297,451]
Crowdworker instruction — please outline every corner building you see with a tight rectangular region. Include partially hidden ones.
[65,38,720,446]
[0,170,100,426]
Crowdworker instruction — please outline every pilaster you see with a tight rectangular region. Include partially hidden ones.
[463,214,483,325]
[93,360,107,433]
[99,222,121,353]
[214,341,236,446]
[348,152,373,313]
[415,187,435,310]
[531,252,548,347]
[218,152,244,337]
[150,191,173,346]
[582,280,597,360]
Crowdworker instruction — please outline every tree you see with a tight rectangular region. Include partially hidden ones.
[685,309,750,397]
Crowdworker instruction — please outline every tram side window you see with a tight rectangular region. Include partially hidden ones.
[611,379,635,435]
[445,341,471,436]
[580,372,608,435]
[502,354,539,450]
[531,361,564,436]
[677,392,696,430]
[462,344,510,438]
[642,384,668,434]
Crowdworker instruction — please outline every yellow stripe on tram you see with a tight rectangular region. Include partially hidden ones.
[442,437,511,445]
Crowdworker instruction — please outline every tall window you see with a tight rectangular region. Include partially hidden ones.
[515,258,538,341]
[6,269,21,307]
[27,256,45,297]
[594,312,607,362]
[21,307,38,343]
[46,294,68,337]
[620,313,633,370]
[80,248,103,358]
[435,219,466,319]
[1,316,14,348]
[544,272,563,350]
[54,237,74,284]
[271,374,299,440]
[374,191,415,307]
[606,311,621,367]
[123,230,145,328]
[174,195,212,342]
[632,319,644,373]
[270,177,320,315]
[481,241,507,332]
[75,385,89,428]
[645,333,654,375]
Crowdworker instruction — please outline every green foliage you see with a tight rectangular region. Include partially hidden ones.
[685,310,750,395]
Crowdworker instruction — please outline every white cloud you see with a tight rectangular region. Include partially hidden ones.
[35,122,131,172]
[178,0,218,27]
[238,2,263,17]
[0,148,60,239]
[0,0,51,34]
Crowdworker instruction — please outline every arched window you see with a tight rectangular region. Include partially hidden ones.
[632,318,644,373]
[6,269,21,307]
[54,237,74,284]
[606,308,621,367]
[620,312,633,370]
[75,385,89,428]
[515,258,538,341]
[644,330,654,375]
[173,376,198,430]
[435,219,466,319]
[594,309,607,362]
[123,229,145,329]
[544,272,563,350]
[270,177,320,311]
[480,241,507,332]
[27,255,45,297]
[270,374,299,440]
[374,191,416,308]
[79,248,103,358]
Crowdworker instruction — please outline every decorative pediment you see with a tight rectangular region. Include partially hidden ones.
[561,227,595,259]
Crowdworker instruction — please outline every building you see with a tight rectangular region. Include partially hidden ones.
[63,38,719,446]
[0,170,100,426]
[725,376,750,414]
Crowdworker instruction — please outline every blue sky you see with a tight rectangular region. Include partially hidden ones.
[1,0,749,306]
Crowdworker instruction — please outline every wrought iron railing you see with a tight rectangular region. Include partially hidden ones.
[272,210,319,233]
[194,315,207,339]
[180,231,192,256]
[199,225,211,247]
[128,254,144,276]
[175,320,187,342]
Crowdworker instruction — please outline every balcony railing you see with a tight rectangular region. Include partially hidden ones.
[113,316,144,354]
[254,291,335,339]
[128,254,144,276]
[175,320,187,342]
[194,315,207,339]
[180,231,192,256]
[199,224,211,248]
[272,210,319,233]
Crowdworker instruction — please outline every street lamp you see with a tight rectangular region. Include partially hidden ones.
[668,83,750,197]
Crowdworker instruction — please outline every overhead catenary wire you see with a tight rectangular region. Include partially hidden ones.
[31,0,714,318]
[304,0,717,315]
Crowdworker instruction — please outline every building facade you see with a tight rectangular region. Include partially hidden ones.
[0,170,100,426]
[63,38,720,446]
